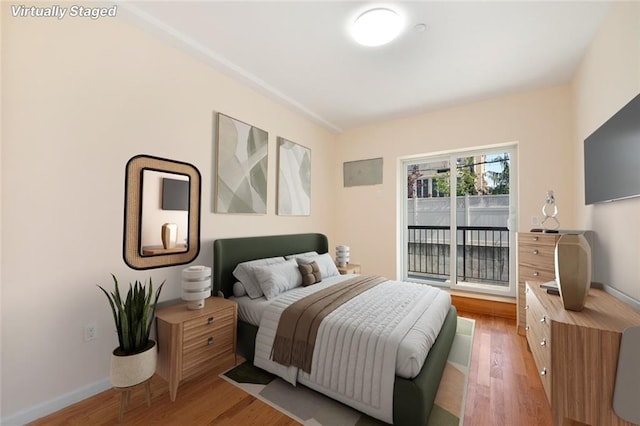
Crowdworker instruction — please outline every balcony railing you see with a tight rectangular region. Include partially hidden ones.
[407,225,510,286]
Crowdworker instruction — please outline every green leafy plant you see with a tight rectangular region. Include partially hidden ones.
[98,274,165,355]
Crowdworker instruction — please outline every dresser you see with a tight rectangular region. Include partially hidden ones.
[517,232,562,334]
[156,297,237,401]
[525,282,640,425]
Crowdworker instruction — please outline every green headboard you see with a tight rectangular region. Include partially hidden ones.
[213,233,329,297]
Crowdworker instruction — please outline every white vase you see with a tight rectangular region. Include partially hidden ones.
[110,340,157,388]
[555,234,591,311]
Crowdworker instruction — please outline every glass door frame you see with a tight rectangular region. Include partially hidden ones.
[399,144,518,297]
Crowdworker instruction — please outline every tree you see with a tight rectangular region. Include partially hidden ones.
[487,155,510,194]
[407,164,422,198]
[456,157,478,196]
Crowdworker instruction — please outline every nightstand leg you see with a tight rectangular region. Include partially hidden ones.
[169,381,179,402]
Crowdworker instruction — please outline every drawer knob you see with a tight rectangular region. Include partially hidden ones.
[525,305,529,310]
[540,316,547,324]
[208,317,214,325]
[533,249,539,255]
[533,271,539,277]
[525,325,530,331]
[208,337,214,345]
[540,368,547,376]
[533,236,539,241]
[540,339,547,347]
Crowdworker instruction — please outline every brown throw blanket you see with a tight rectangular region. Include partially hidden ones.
[271,275,386,373]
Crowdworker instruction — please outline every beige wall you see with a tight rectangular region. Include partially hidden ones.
[1,6,336,420]
[335,86,575,279]
[571,2,640,301]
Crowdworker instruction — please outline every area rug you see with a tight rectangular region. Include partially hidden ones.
[220,316,474,426]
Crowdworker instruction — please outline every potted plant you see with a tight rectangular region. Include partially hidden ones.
[98,274,165,388]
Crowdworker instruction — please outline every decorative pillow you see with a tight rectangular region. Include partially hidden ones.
[253,260,303,300]
[296,253,340,278]
[284,251,318,260]
[299,261,322,286]
[232,256,286,299]
[232,282,247,297]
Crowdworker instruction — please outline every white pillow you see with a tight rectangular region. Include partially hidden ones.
[254,260,303,300]
[232,282,247,297]
[296,253,340,278]
[284,251,318,260]
[233,256,286,299]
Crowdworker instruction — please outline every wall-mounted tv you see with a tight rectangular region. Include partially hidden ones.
[584,93,640,205]
[162,178,189,211]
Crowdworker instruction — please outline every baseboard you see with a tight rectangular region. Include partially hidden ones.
[601,283,640,311]
[451,292,516,320]
[1,377,111,425]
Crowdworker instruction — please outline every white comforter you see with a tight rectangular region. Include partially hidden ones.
[252,276,450,424]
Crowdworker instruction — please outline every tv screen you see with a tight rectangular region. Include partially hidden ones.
[584,93,640,205]
[162,178,189,211]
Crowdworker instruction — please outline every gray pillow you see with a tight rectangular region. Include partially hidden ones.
[232,256,286,299]
[284,251,318,260]
[253,260,302,300]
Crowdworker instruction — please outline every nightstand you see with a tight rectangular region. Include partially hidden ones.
[337,263,361,274]
[155,297,237,401]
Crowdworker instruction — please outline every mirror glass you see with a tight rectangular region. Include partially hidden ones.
[124,155,201,270]
[140,170,189,256]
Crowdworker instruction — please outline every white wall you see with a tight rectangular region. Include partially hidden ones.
[335,86,575,279]
[1,5,337,421]
[571,2,640,302]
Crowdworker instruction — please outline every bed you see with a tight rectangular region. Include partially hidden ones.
[213,233,457,426]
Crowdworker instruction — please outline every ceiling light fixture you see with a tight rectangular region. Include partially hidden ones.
[351,8,403,47]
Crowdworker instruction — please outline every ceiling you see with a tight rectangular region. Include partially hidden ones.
[120,1,611,133]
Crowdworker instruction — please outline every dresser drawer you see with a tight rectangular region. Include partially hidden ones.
[519,265,555,282]
[519,245,555,269]
[526,284,552,402]
[518,233,558,248]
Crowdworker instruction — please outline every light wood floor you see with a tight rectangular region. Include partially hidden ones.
[29,312,552,426]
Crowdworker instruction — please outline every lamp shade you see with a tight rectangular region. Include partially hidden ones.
[336,245,350,267]
[181,265,212,310]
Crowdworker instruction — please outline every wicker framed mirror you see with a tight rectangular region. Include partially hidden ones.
[123,155,201,269]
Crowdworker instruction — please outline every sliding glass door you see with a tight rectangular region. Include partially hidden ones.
[403,146,517,296]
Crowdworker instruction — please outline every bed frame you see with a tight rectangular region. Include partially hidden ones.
[213,233,457,426]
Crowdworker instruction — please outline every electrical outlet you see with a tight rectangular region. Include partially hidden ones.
[84,323,97,342]
[531,216,540,226]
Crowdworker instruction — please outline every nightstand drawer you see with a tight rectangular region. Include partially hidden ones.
[183,307,235,341]
[182,326,235,375]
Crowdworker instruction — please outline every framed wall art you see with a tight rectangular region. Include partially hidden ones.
[277,137,311,216]
[343,157,383,187]
[215,113,268,214]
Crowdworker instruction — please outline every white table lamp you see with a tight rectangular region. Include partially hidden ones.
[181,265,212,310]
[336,245,350,267]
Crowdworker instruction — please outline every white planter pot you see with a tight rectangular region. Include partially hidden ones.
[110,340,157,388]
